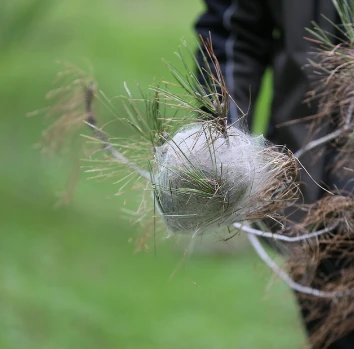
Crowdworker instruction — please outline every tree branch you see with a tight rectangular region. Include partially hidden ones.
[233,222,338,242]
[295,101,353,159]
[247,233,354,298]
[84,85,150,179]
[294,127,348,159]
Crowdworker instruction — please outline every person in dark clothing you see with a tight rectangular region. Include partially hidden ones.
[195,1,354,348]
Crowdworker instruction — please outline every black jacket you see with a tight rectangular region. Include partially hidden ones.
[195,0,340,203]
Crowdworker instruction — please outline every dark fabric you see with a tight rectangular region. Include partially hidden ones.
[195,0,340,204]
[195,1,354,348]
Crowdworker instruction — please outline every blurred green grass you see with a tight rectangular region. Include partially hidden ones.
[0,1,304,348]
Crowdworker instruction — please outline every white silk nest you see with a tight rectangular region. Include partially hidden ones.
[151,122,296,236]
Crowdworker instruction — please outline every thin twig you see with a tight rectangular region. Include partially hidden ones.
[233,222,338,242]
[247,234,354,298]
[294,126,349,159]
[84,85,150,179]
[345,101,354,127]
[294,100,353,159]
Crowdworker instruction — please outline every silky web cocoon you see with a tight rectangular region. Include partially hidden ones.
[152,123,278,235]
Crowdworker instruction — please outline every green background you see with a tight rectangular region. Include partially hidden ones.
[1,1,304,348]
